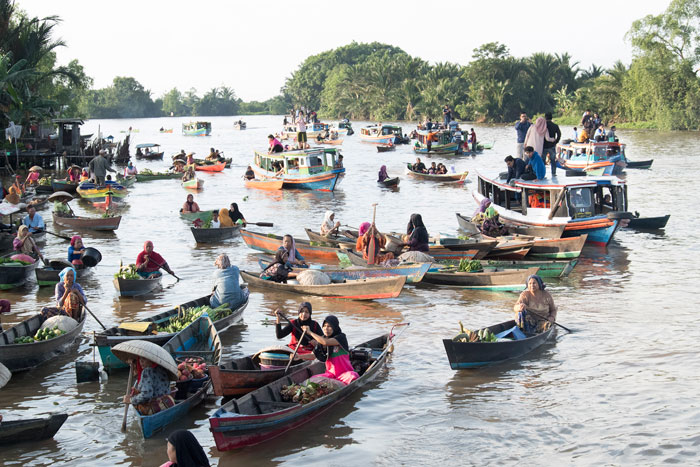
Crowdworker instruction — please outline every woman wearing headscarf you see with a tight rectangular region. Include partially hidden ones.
[402,213,430,252]
[136,241,174,278]
[227,203,246,226]
[320,210,340,237]
[523,116,554,156]
[274,302,322,357]
[124,161,138,176]
[123,356,175,417]
[210,254,246,309]
[162,430,210,467]
[377,165,389,182]
[218,207,234,227]
[181,194,200,213]
[12,225,40,259]
[471,198,492,226]
[54,267,86,320]
[480,205,508,237]
[355,222,394,265]
[514,274,557,334]
[303,315,359,385]
[67,235,86,267]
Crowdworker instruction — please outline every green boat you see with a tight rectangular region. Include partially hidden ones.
[135,172,181,182]
[180,210,213,223]
[434,259,577,278]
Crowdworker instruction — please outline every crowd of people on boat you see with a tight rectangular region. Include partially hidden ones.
[410,157,449,174]
[181,195,247,229]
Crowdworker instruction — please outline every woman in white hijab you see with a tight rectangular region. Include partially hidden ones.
[320,210,340,237]
[524,116,554,156]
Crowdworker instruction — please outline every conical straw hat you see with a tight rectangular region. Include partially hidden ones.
[112,340,178,380]
[48,191,74,202]
[0,361,11,389]
[29,166,43,172]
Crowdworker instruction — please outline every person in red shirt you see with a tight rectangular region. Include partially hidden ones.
[136,241,174,278]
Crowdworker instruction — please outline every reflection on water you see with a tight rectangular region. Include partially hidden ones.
[1,118,699,464]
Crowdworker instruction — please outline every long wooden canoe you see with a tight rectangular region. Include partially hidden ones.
[195,162,226,172]
[182,178,204,190]
[241,230,342,263]
[0,309,87,372]
[406,164,468,183]
[190,225,241,243]
[244,179,284,190]
[113,275,162,297]
[52,212,121,231]
[443,320,554,369]
[0,413,69,445]
[626,214,670,230]
[35,262,89,287]
[423,267,539,290]
[210,329,406,450]
[478,259,577,278]
[138,315,221,438]
[135,172,181,182]
[257,255,431,284]
[97,294,248,372]
[0,255,38,290]
[209,348,314,397]
[483,239,535,260]
[241,271,406,300]
[304,228,356,247]
[456,212,567,239]
[378,176,400,187]
[527,234,587,259]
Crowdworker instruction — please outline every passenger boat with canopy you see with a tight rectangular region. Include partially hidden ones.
[182,121,211,136]
[359,124,405,144]
[280,122,329,140]
[555,141,626,176]
[134,143,164,160]
[252,147,344,192]
[413,129,460,154]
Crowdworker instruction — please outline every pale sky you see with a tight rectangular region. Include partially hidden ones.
[20,0,670,102]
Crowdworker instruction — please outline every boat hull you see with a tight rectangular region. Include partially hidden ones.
[378,177,400,187]
[241,229,341,262]
[527,234,587,259]
[0,259,37,290]
[209,355,314,397]
[135,173,181,182]
[52,212,121,231]
[195,162,226,172]
[113,276,162,297]
[627,214,669,230]
[51,180,78,193]
[413,142,459,154]
[478,259,577,278]
[190,226,241,243]
[244,179,284,190]
[423,267,538,290]
[0,414,68,445]
[406,165,468,182]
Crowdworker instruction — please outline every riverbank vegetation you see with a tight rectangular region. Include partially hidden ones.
[2,0,699,130]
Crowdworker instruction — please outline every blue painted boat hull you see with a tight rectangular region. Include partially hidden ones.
[564,219,618,246]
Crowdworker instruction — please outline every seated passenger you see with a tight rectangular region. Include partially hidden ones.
[355,222,394,265]
[210,254,247,309]
[437,163,448,174]
[514,274,556,334]
[378,165,389,182]
[181,194,200,213]
[123,355,175,415]
[268,135,284,154]
[428,162,437,174]
[320,210,340,237]
[210,210,220,228]
[244,165,255,180]
[402,213,430,253]
[412,157,427,173]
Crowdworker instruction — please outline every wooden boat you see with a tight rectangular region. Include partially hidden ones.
[209,349,315,397]
[413,129,460,154]
[257,255,431,284]
[233,121,246,130]
[626,159,653,169]
[35,262,89,287]
[0,309,87,372]
[0,413,69,445]
[138,315,221,438]
[210,329,406,450]
[51,179,78,193]
[244,178,284,190]
[76,182,128,202]
[378,176,400,187]
[423,267,538,290]
[477,259,577,278]
[190,225,241,243]
[555,141,627,175]
[473,170,631,246]
[135,171,181,182]
[359,124,404,144]
[280,122,329,140]
[483,238,535,261]
[195,162,226,173]
[182,121,211,136]
[182,178,204,190]
[180,210,213,223]
[317,138,343,145]
[443,319,554,368]
[406,164,468,183]
[135,143,164,160]
[304,228,355,247]
[431,237,498,260]
[457,212,566,239]
[0,254,38,290]
[252,148,344,192]
[52,212,121,231]
[626,214,670,230]
[35,184,54,194]
[241,229,342,263]
[240,271,406,300]
[116,174,136,187]
[193,157,232,168]
[113,275,162,297]
[525,234,587,259]
[376,144,395,153]
[97,294,248,372]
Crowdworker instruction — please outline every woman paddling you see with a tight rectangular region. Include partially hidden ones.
[378,165,389,183]
[355,222,394,265]
[123,356,175,416]
[210,254,247,309]
[320,210,340,237]
[303,315,359,386]
[275,302,321,357]
[12,225,40,260]
[40,267,86,321]
[136,241,175,278]
[514,274,557,333]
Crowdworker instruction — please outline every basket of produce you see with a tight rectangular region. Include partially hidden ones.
[259,352,292,370]
[280,380,338,404]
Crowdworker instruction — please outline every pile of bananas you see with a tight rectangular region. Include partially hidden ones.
[454,321,497,343]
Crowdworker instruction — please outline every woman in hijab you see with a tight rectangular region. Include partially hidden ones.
[471,198,492,226]
[303,315,359,385]
[68,235,86,267]
[320,210,340,237]
[260,235,307,282]
[54,267,86,320]
[124,161,138,176]
[279,234,306,267]
[181,194,200,213]
[227,203,246,226]
[403,213,430,252]
[377,165,389,183]
[210,254,246,309]
[12,225,40,259]
[162,430,210,467]
[274,302,322,357]
[514,274,557,334]
[217,207,234,227]
[523,116,554,156]
[136,241,174,278]
[123,356,175,417]
[355,222,394,265]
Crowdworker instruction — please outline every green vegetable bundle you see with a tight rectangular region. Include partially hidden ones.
[280,381,337,404]
[14,336,35,344]
[114,264,140,280]
[458,259,483,272]
[157,304,232,333]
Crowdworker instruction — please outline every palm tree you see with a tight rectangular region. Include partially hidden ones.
[524,52,560,114]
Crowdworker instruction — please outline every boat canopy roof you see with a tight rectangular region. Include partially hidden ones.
[557,141,625,149]
[135,143,161,149]
[475,170,626,190]
[255,147,335,160]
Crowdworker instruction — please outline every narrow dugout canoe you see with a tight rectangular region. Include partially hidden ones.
[423,267,539,290]
[626,214,670,230]
[378,176,400,187]
[304,228,355,247]
[0,413,69,445]
[483,239,535,260]
[190,225,241,243]
[52,212,121,231]
[0,309,87,372]
[443,319,554,369]
[182,178,204,190]
[477,259,577,278]
[135,172,181,182]
[51,179,78,193]
[35,262,89,286]
[527,234,587,259]
[241,229,342,263]
[406,164,468,182]
[240,271,406,300]
[113,275,162,297]
[97,293,248,372]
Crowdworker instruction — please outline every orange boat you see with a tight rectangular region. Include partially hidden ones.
[244,179,283,190]
[195,162,226,173]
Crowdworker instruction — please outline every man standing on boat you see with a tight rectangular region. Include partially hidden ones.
[543,113,561,177]
[515,113,531,159]
[443,105,452,126]
[296,112,308,150]
[88,150,116,186]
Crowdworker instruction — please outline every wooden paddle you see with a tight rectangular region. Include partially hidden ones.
[248,222,274,227]
[38,229,72,241]
[368,203,378,265]
[284,329,306,375]
[276,310,304,335]
[149,258,181,281]
[121,364,134,432]
[82,303,107,331]
[548,189,567,220]
[28,236,48,267]
[525,309,572,333]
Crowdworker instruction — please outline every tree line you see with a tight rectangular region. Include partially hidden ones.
[2,0,699,130]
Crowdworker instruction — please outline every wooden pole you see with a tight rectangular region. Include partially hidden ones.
[121,365,134,432]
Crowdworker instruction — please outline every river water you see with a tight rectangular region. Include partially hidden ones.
[1,116,698,466]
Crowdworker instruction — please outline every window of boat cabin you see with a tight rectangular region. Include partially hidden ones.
[567,187,594,218]
[524,188,550,209]
[593,185,626,213]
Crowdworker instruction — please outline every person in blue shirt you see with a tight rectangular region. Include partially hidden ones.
[514,113,531,159]
[210,253,247,309]
[522,146,546,180]
[22,205,44,233]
